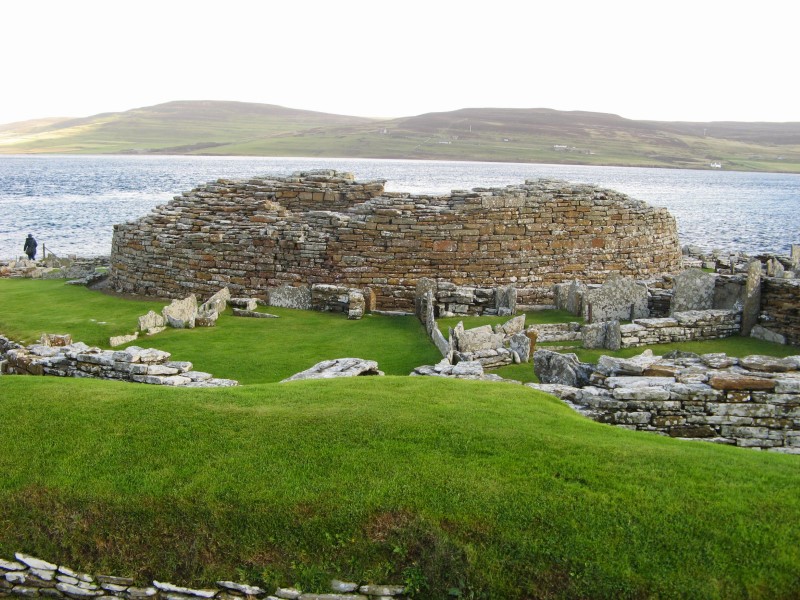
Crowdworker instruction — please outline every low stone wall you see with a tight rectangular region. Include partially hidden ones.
[0,257,109,280]
[618,310,741,348]
[527,322,582,343]
[532,350,800,452]
[0,336,236,388]
[0,552,406,600]
[309,284,373,319]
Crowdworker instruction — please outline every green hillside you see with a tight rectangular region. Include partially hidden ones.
[1,101,799,172]
[0,100,373,155]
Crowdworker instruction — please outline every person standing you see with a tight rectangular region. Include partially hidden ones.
[23,234,38,260]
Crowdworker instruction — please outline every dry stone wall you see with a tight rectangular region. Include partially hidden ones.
[618,310,741,348]
[109,171,682,312]
[759,278,800,346]
[532,349,800,452]
[0,335,236,388]
[0,552,406,600]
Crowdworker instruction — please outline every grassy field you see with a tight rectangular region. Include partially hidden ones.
[2,279,800,599]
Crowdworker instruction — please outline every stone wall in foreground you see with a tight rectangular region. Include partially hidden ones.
[109,170,682,312]
[0,552,406,600]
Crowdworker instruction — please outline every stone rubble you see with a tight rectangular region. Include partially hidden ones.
[414,282,532,370]
[411,358,511,382]
[0,257,109,282]
[162,296,198,329]
[0,337,236,388]
[0,554,406,600]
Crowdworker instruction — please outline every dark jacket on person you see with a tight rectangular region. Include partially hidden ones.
[23,235,37,258]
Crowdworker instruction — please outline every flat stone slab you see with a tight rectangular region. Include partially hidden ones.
[740,355,798,373]
[358,584,406,596]
[281,358,384,382]
[411,359,488,380]
[15,554,57,571]
[152,581,217,598]
[597,350,659,376]
[0,558,25,571]
[216,581,266,596]
[707,372,777,391]
[231,309,279,318]
[604,376,676,389]
[55,583,103,597]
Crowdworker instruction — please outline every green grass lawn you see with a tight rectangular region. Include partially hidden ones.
[0,279,442,383]
[2,279,800,599]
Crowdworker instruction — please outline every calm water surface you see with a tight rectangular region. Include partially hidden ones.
[1,154,798,259]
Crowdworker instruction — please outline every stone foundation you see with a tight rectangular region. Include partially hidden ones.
[109,171,682,312]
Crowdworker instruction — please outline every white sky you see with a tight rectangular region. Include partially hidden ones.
[1,0,796,125]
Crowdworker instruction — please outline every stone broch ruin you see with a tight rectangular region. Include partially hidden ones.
[109,170,683,310]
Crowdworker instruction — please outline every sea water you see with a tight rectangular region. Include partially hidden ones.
[1,154,798,260]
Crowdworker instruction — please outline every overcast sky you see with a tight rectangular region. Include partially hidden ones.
[1,0,796,125]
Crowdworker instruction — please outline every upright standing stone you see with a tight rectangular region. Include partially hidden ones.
[766,257,784,279]
[566,280,587,316]
[509,331,532,363]
[138,310,166,333]
[791,244,800,269]
[742,260,762,336]
[362,287,377,312]
[553,283,571,311]
[268,285,312,310]
[671,269,716,314]
[495,284,517,316]
[199,287,230,314]
[584,275,648,323]
[162,296,198,329]
[415,278,438,320]
[347,290,365,320]
[580,320,621,351]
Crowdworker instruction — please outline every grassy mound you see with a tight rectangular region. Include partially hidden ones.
[1,279,800,598]
[2,376,800,598]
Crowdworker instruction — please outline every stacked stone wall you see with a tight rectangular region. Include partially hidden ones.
[0,336,236,388]
[532,350,800,452]
[0,552,406,600]
[109,171,683,312]
[760,278,800,346]
[618,310,741,348]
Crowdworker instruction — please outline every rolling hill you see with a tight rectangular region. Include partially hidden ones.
[1,100,799,172]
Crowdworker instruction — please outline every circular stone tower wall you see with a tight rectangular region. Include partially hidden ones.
[109,171,683,310]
